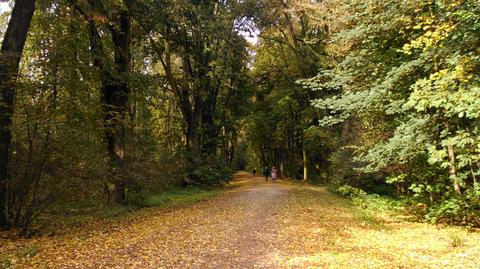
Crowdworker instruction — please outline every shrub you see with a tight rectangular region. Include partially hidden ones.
[188,155,234,186]
[336,184,367,197]
[447,229,466,248]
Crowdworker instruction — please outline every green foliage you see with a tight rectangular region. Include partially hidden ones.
[304,0,480,226]
[0,0,254,230]
[335,184,405,228]
[187,155,234,186]
[4,0,479,232]
[423,183,480,225]
[244,1,334,180]
[336,184,366,197]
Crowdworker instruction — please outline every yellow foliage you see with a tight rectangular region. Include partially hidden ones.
[402,19,455,54]
[453,57,475,83]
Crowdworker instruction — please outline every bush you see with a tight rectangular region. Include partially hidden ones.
[336,184,367,197]
[334,181,480,227]
[125,146,187,203]
[187,155,234,186]
[423,186,480,226]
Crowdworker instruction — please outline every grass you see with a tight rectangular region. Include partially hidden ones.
[68,187,221,219]
[16,245,39,258]
[331,185,480,260]
[290,184,480,268]
[332,184,407,229]
[447,228,467,248]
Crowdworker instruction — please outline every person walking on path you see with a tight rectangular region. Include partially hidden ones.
[252,168,256,177]
[271,166,277,181]
[263,166,270,181]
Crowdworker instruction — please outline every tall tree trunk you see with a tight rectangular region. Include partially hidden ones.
[104,8,131,204]
[183,110,201,184]
[201,112,218,155]
[200,79,218,156]
[0,0,36,229]
[87,0,131,204]
[280,159,285,179]
[469,159,477,184]
[447,145,462,195]
[185,113,200,155]
[303,147,308,181]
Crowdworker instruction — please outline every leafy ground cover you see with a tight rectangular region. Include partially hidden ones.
[1,172,479,268]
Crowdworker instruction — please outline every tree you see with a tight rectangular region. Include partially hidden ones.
[245,0,332,181]
[135,0,253,184]
[75,0,132,204]
[310,0,480,224]
[0,0,37,228]
[99,0,132,204]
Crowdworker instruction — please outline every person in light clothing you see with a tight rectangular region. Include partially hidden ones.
[271,166,277,181]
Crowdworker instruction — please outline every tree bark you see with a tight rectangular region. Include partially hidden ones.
[86,0,130,204]
[104,7,131,204]
[469,159,477,184]
[447,145,462,195]
[0,0,36,229]
[303,147,308,181]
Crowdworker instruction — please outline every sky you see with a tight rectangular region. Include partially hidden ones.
[0,2,9,13]
[240,30,259,45]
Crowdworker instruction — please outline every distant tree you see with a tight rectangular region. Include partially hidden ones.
[135,0,253,185]
[245,0,333,181]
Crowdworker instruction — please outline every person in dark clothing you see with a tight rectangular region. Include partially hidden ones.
[252,168,257,177]
[263,166,269,181]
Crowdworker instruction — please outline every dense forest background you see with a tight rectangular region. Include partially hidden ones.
[0,0,479,232]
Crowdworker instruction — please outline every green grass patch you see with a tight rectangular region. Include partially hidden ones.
[332,184,407,228]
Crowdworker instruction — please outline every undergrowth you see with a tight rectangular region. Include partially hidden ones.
[15,187,221,238]
[332,183,480,228]
[333,184,406,227]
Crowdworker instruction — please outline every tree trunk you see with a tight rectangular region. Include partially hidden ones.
[185,116,200,155]
[469,159,477,184]
[303,148,308,181]
[87,0,131,204]
[447,145,461,195]
[280,159,285,179]
[0,0,36,229]
[183,112,201,184]
[104,8,131,205]
[201,111,217,155]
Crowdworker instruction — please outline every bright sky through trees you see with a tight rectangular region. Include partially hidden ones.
[0,2,9,13]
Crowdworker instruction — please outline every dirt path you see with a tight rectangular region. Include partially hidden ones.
[2,172,480,268]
